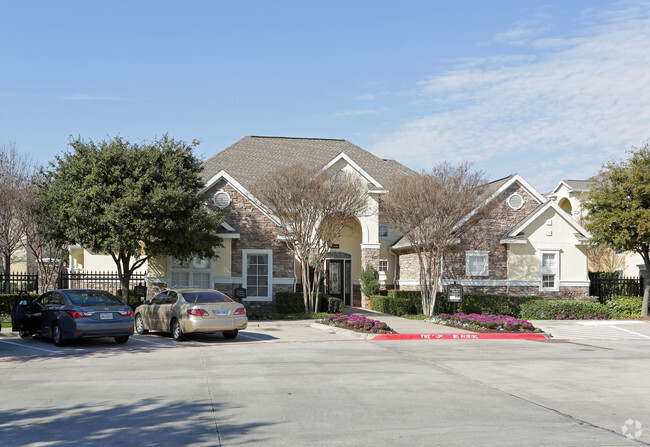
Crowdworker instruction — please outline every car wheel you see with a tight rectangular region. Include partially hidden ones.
[52,324,67,347]
[19,330,31,338]
[222,330,238,339]
[114,335,129,344]
[171,319,184,341]
[135,314,148,335]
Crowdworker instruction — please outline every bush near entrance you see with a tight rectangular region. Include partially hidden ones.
[276,292,343,314]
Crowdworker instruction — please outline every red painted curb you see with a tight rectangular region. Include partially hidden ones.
[371,333,549,341]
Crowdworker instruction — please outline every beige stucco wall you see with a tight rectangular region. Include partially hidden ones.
[332,219,363,279]
[507,208,588,282]
[68,248,148,273]
[214,238,232,276]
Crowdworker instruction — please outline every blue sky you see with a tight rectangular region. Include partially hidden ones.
[1,0,648,192]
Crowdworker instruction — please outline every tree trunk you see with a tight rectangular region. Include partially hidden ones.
[3,252,10,294]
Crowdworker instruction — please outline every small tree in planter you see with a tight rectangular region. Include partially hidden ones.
[360,264,380,306]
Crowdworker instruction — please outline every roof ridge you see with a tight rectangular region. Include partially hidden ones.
[249,135,346,142]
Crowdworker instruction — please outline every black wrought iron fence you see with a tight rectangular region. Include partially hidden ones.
[58,270,147,295]
[589,274,643,302]
[0,273,39,293]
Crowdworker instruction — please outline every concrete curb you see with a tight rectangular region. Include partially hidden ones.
[310,323,549,341]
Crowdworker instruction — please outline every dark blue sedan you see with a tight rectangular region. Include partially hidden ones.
[12,289,134,346]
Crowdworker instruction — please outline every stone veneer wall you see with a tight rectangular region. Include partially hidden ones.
[394,183,588,299]
[204,179,296,312]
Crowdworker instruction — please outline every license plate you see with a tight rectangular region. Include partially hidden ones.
[100,312,113,320]
[214,310,229,317]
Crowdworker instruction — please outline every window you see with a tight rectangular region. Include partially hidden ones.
[169,257,213,289]
[465,251,489,276]
[243,250,273,300]
[539,250,559,291]
[379,225,390,239]
[379,259,389,273]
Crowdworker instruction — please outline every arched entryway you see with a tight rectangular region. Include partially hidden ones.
[558,197,572,215]
[325,218,363,306]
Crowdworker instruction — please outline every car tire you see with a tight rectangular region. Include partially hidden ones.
[171,319,184,341]
[114,335,129,344]
[19,330,31,338]
[52,324,67,347]
[222,330,238,339]
[135,314,148,335]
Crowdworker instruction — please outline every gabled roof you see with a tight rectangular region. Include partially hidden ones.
[504,200,591,241]
[201,136,417,192]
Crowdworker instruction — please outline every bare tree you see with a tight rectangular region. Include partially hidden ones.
[587,243,625,273]
[381,162,489,316]
[0,143,34,293]
[20,183,67,292]
[252,165,368,312]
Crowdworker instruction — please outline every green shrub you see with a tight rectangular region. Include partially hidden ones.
[369,296,417,316]
[605,296,643,319]
[360,264,380,297]
[324,296,344,314]
[459,294,540,317]
[276,292,305,314]
[520,300,609,320]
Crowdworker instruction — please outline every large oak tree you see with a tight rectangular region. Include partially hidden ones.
[36,135,224,303]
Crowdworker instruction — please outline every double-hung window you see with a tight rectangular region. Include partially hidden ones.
[378,259,389,273]
[169,257,213,289]
[243,249,273,301]
[465,251,489,276]
[539,250,559,291]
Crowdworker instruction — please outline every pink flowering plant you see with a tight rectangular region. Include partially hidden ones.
[316,314,395,334]
[425,312,540,333]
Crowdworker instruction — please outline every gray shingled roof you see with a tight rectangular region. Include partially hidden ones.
[201,136,417,190]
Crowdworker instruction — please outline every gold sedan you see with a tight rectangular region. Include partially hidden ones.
[134,288,247,341]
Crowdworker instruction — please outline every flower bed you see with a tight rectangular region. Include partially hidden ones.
[425,312,542,333]
[316,314,395,334]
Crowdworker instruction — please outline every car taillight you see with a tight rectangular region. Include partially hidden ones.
[66,310,92,319]
[234,307,246,315]
[187,308,209,316]
[119,309,133,317]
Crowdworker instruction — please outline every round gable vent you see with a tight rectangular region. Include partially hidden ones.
[507,193,524,210]
[212,190,231,209]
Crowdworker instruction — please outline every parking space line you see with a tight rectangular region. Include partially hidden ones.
[0,339,60,354]
[132,337,172,346]
[238,333,272,342]
[612,326,650,339]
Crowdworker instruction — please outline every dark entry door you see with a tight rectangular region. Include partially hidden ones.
[325,259,352,306]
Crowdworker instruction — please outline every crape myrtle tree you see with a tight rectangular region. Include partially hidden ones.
[36,135,224,303]
[21,179,68,293]
[252,164,368,312]
[381,162,489,316]
[0,143,34,293]
[584,142,650,317]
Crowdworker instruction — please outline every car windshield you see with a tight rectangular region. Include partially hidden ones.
[182,291,233,303]
[66,291,124,306]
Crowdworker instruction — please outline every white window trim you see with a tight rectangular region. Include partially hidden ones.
[242,249,273,302]
[168,256,214,289]
[378,258,389,273]
[539,250,560,291]
[465,250,489,276]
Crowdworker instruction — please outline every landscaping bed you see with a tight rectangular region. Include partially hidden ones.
[316,314,396,334]
[425,312,543,333]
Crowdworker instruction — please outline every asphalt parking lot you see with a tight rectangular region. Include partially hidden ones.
[1,320,649,446]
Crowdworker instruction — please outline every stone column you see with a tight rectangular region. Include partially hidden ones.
[360,244,380,308]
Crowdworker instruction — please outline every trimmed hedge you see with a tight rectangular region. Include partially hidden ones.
[369,296,416,316]
[520,300,608,320]
[276,292,305,314]
[275,292,344,314]
[377,291,540,317]
[605,296,643,319]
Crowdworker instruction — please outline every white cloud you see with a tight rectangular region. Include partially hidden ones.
[371,2,650,191]
[332,108,384,119]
